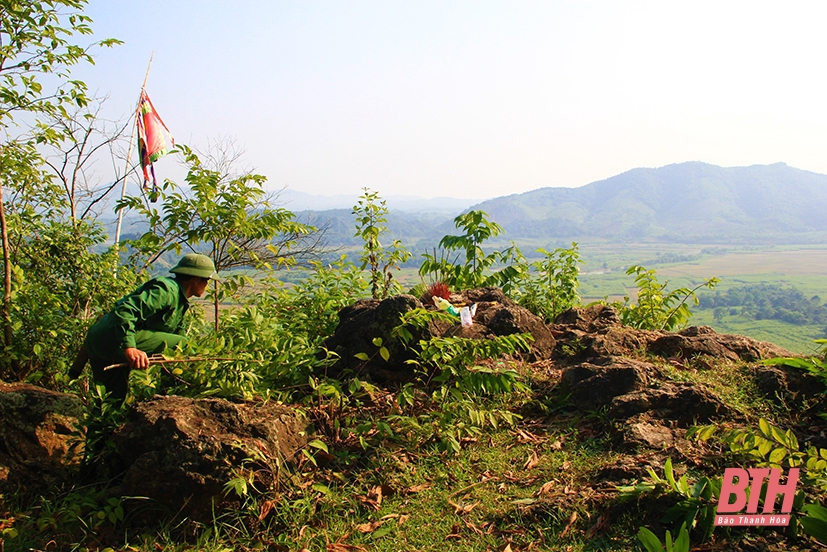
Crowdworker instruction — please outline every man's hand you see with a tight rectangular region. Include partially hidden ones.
[124,347,149,370]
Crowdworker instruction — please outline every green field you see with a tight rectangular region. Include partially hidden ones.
[575,243,827,354]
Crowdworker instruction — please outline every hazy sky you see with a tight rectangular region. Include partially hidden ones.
[75,1,827,199]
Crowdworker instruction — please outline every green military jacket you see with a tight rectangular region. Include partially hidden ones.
[85,276,190,361]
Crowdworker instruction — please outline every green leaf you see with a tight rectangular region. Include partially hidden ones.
[354,352,370,361]
[637,526,665,552]
[803,503,827,522]
[308,439,328,453]
[769,447,787,464]
[770,426,787,445]
[372,337,383,347]
[664,458,677,490]
[678,474,689,496]
[673,524,690,552]
[800,516,827,545]
[300,449,318,467]
[379,346,390,362]
[311,483,330,494]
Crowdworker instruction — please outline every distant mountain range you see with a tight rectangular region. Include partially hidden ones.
[470,162,827,243]
[302,162,827,246]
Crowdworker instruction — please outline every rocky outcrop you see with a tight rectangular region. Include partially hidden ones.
[111,396,308,522]
[550,305,779,448]
[551,305,794,363]
[559,357,655,411]
[649,325,792,362]
[753,363,826,406]
[607,382,733,425]
[323,287,556,382]
[0,383,83,495]
[0,291,809,524]
[322,294,430,382]
[444,288,557,361]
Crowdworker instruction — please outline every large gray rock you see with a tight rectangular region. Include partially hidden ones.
[111,396,308,522]
[0,383,83,495]
[559,357,655,410]
[446,287,557,361]
[323,294,429,382]
[608,382,733,426]
[649,326,793,362]
[753,363,826,406]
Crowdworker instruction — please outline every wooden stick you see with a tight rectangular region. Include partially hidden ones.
[103,355,252,371]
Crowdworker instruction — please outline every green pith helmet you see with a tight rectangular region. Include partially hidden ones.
[169,253,219,281]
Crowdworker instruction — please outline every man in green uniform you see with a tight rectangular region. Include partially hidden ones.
[84,253,219,402]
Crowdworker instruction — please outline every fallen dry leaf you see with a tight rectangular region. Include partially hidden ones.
[355,520,384,533]
[463,518,484,535]
[357,485,384,511]
[258,499,275,522]
[559,511,578,538]
[561,460,572,470]
[368,485,383,503]
[449,499,480,515]
[523,451,540,470]
[406,483,431,494]
[536,481,555,495]
[502,544,513,552]
[549,439,563,450]
[515,429,541,443]
[585,511,611,539]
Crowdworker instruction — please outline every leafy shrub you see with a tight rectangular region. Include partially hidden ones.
[615,265,718,331]
[3,217,139,384]
[512,242,582,322]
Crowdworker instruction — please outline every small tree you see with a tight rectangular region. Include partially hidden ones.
[40,95,131,226]
[352,188,411,299]
[419,210,522,293]
[119,144,326,329]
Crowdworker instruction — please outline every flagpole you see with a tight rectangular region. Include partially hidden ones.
[113,53,154,257]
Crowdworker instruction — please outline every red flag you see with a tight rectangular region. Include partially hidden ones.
[136,90,174,190]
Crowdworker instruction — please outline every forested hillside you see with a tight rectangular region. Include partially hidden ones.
[467,162,827,242]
